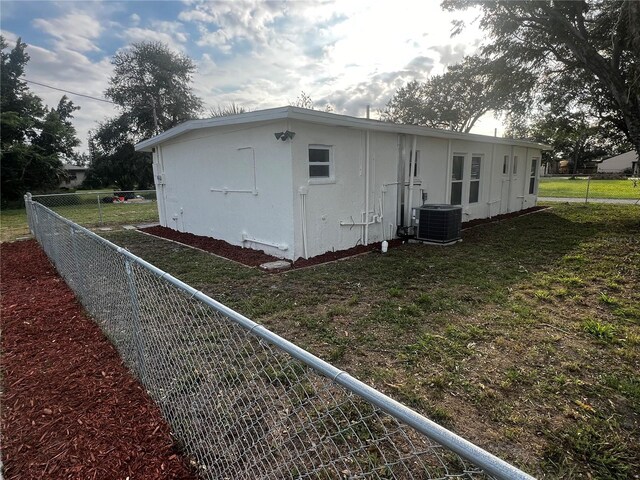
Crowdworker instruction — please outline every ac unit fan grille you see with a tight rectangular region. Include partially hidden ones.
[416,205,462,243]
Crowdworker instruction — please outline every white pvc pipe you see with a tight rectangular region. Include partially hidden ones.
[507,145,514,213]
[406,135,417,224]
[445,139,452,203]
[300,191,308,259]
[487,142,496,217]
[364,130,371,245]
[241,233,288,251]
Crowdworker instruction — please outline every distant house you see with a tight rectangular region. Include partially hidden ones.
[59,164,88,189]
[135,106,550,261]
[597,151,639,175]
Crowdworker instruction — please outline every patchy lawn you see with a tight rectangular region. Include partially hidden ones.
[538,177,640,199]
[103,203,639,479]
[0,201,158,242]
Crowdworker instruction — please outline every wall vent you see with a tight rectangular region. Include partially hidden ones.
[414,205,462,244]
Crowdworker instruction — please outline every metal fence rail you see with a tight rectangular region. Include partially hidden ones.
[25,194,534,480]
[31,190,158,227]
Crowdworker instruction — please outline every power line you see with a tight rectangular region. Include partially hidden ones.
[24,78,116,105]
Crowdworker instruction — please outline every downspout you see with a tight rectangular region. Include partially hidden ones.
[396,135,405,228]
[157,145,168,226]
[487,142,496,218]
[521,148,530,209]
[507,145,514,213]
[299,186,309,259]
[405,135,418,225]
[364,130,371,245]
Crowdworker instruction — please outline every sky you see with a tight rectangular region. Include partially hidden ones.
[1,0,502,152]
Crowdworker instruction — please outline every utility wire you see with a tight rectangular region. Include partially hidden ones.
[24,78,116,105]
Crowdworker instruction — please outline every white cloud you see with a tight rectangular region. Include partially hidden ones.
[32,13,103,52]
[130,13,141,26]
[122,20,189,52]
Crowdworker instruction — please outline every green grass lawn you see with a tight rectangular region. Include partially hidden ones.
[0,201,158,242]
[103,203,640,479]
[538,177,640,199]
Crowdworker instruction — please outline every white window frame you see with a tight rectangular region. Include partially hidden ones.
[450,153,465,205]
[469,154,482,204]
[513,155,519,176]
[503,155,509,176]
[308,144,335,184]
[529,157,539,194]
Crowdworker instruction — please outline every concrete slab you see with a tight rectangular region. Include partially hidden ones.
[260,260,292,271]
[122,225,137,230]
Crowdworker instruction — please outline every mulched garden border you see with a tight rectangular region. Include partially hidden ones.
[0,240,197,480]
[140,206,549,270]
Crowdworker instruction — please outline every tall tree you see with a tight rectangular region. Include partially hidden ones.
[105,41,203,139]
[86,41,202,189]
[382,56,531,132]
[1,37,81,202]
[443,0,640,170]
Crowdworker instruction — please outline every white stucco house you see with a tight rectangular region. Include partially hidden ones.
[135,107,550,261]
[597,151,638,174]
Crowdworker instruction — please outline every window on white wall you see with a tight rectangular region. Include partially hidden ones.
[451,154,464,205]
[469,155,482,203]
[529,158,539,194]
[503,155,509,175]
[513,155,519,175]
[308,145,333,181]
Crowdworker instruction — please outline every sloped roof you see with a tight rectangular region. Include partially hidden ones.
[135,106,551,152]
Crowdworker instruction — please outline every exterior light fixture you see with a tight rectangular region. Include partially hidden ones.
[274,131,296,141]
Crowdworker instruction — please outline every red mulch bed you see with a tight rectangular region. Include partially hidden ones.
[0,240,197,480]
[141,226,405,269]
[461,206,548,229]
[142,207,548,270]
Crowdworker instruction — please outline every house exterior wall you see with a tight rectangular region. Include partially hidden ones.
[152,121,296,259]
[289,121,399,259]
[150,115,543,262]
[288,124,543,260]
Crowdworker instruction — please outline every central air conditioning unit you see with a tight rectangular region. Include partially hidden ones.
[413,204,462,244]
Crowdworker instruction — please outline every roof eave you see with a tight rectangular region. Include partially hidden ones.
[134,106,551,152]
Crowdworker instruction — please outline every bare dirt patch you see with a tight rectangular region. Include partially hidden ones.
[0,240,196,479]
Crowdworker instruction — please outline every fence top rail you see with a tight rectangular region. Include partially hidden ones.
[31,190,157,198]
[25,196,535,480]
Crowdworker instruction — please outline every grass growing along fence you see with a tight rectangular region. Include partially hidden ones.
[0,192,158,242]
[103,203,640,478]
[538,178,640,199]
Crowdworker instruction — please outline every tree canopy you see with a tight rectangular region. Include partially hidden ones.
[1,36,81,203]
[105,41,203,139]
[382,56,532,133]
[443,0,640,168]
[85,41,203,190]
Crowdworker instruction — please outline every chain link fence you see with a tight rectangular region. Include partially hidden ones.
[25,194,534,480]
[31,190,158,228]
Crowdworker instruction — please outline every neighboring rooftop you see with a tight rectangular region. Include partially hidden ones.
[135,106,551,152]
